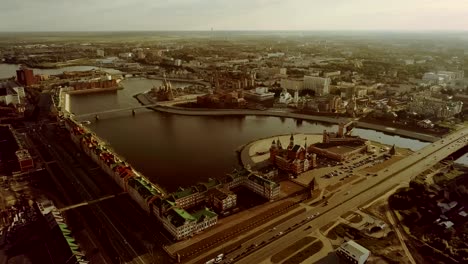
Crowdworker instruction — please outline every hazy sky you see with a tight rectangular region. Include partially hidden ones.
[1,0,467,31]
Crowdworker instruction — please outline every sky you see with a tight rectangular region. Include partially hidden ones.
[0,0,467,31]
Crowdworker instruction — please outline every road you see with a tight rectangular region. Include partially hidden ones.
[219,128,467,264]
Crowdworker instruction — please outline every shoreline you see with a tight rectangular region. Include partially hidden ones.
[134,93,440,142]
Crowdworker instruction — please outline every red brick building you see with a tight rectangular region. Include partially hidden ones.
[269,134,317,175]
[16,68,36,87]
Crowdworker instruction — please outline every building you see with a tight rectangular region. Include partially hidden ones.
[280,78,304,90]
[136,50,146,59]
[16,68,36,86]
[336,240,370,264]
[270,134,317,175]
[278,88,293,104]
[303,76,330,95]
[224,169,280,201]
[16,149,34,172]
[208,188,237,213]
[243,87,275,101]
[308,123,370,161]
[174,59,182,66]
[408,94,463,119]
[323,71,341,78]
[96,49,105,57]
[0,81,25,106]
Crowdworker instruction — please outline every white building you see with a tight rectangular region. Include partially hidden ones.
[0,81,25,106]
[279,88,293,104]
[303,76,330,95]
[336,240,370,264]
[244,87,275,101]
[174,59,182,66]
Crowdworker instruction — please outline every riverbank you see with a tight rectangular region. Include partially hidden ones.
[138,97,439,142]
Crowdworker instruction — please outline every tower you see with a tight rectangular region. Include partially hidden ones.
[289,133,294,149]
[276,138,283,150]
[269,140,278,163]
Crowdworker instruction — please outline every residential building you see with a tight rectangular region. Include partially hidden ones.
[244,174,280,200]
[208,188,237,213]
[303,76,330,95]
[336,240,370,264]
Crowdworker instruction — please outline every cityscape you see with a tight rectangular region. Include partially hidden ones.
[1,2,468,264]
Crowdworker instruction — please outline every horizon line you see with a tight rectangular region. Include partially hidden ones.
[0,29,468,33]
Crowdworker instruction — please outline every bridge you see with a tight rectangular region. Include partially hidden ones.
[73,97,198,119]
[73,103,160,119]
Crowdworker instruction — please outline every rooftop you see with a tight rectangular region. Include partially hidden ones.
[338,240,370,259]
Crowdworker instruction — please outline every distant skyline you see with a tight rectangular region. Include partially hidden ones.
[0,0,467,32]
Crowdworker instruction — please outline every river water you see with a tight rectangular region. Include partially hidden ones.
[0,63,430,191]
[67,78,430,191]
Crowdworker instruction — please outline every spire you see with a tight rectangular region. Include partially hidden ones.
[304,137,307,149]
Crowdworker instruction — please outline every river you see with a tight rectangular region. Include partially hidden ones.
[68,78,430,192]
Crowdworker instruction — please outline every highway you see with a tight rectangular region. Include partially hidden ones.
[218,128,467,264]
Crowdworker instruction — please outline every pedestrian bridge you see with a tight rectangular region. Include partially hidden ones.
[73,103,160,119]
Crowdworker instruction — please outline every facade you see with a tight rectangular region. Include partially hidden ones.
[244,87,275,101]
[303,76,330,95]
[208,188,237,213]
[16,68,36,86]
[336,240,370,264]
[270,134,317,175]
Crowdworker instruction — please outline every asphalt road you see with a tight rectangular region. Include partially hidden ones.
[223,127,468,264]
